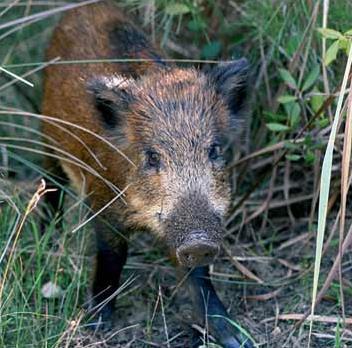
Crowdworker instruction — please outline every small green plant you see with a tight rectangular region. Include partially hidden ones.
[317,28,352,66]
[334,320,341,348]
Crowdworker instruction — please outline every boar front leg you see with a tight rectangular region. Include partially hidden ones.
[184,266,254,348]
[91,216,128,328]
[41,155,68,232]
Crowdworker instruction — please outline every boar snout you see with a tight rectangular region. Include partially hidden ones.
[165,193,224,267]
[176,230,220,267]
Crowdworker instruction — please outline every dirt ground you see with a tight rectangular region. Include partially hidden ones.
[57,210,352,348]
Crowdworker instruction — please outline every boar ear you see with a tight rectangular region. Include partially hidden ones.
[209,58,249,129]
[87,75,134,129]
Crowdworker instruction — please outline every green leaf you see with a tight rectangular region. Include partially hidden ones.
[334,320,341,348]
[286,35,300,57]
[324,40,340,66]
[338,37,349,49]
[317,28,344,40]
[283,101,300,128]
[337,38,352,55]
[278,69,297,89]
[277,95,297,104]
[286,154,301,161]
[266,123,290,132]
[302,65,320,92]
[304,150,315,165]
[340,40,352,56]
[304,134,313,146]
[316,117,330,128]
[165,3,191,16]
[201,41,221,59]
[344,29,352,36]
[187,18,206,32]
[289,102,301,128]
[263,111,286,122]
[310,88,324,113]
[284,141,300,150]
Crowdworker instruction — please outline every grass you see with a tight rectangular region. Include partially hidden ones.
[1,0,352,347]
[0,182,89,347]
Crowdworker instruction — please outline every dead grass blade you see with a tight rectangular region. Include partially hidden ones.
[82,324,140,348]
[3,58,224,70]
[307,44,352,346]
[263,314,352,325]
[321,0,333,121]
[0,109,135,167]
[0,142,124,198]
[0,66,33,87]
[70,184,130,234]
[245,289,281,301]
[158,286,170,348]
[0,0,20,18]
[0,57,60,91]
[0,121,60,146]
[338,79,352,322]
[0,109,105,168]
[0,179,55,302]
[223,245,264,284]
[0,0,101,31]
[87,275,137,315]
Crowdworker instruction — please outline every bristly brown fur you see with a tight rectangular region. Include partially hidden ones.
[42,0,248,260]
[41,2,252,345]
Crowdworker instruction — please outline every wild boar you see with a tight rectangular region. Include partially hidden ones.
[42,1,252,347]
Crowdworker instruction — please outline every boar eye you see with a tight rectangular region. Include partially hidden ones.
[146,150,161,168]
[208,143,222,162]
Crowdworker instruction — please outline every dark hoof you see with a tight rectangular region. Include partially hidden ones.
[190,327,207,348]
[190,327,255,348]
[86,304,114,331]
[221,336,255,348]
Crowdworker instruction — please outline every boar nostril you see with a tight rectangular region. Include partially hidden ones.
[176,240,220,267]
[185,253,194,263]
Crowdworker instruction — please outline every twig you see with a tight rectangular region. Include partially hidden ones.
[223,245,264,284]
[263,314,352,325]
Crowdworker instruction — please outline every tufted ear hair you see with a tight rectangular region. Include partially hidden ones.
[87,75,135,129]
[209,58,249,130]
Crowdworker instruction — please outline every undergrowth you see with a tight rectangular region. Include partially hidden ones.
[1,0,352,347]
